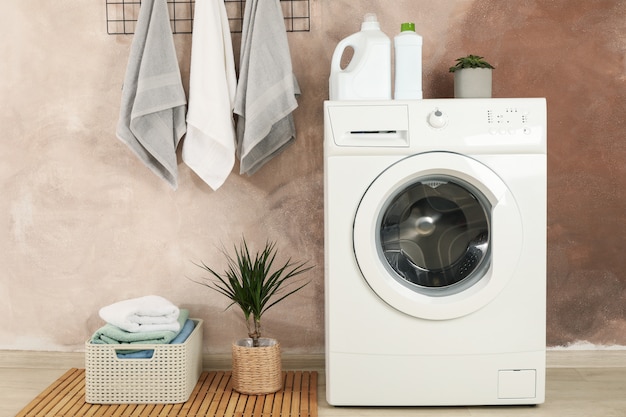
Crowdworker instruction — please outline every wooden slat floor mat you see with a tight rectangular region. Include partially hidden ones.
[16,368,318,417]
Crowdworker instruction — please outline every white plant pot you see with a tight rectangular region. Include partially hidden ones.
[454,68,492,98]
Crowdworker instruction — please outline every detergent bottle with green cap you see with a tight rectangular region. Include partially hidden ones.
[329,13,391,100]
[394,22,423,99]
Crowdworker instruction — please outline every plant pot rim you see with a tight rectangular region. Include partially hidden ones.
[456,67,492,71]
[234,337,279,348]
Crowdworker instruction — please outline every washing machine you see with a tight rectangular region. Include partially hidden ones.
[324,98,546,406]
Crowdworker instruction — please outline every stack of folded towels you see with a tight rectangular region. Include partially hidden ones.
[90,295,195,358]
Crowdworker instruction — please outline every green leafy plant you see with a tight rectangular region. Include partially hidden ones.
[192,237,312,347]
[449,55,495,72]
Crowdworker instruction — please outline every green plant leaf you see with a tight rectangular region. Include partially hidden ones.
[190,236,312,345]
[449,54,495,72]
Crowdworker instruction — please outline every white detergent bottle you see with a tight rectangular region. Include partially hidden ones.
[394,22,423,99]
[329,13,391,100]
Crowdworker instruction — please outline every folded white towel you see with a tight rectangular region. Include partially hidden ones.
[116,0,187,189]
[98,295,181,333]
[234,0,300,175]
[182,0,237,190]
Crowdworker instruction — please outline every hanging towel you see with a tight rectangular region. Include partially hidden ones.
[234,0,301,176]
[91,309,189,345]
[182,0,237,190]
[98,295,180,333]
[116,0,187,189]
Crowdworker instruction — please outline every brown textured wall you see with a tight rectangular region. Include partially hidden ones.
[1,1,625,353]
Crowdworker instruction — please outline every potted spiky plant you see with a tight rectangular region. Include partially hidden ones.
[192,237,312,395]
[449,54,495,98]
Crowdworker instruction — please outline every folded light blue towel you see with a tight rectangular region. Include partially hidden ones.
[115,319,196,359]
[90,309,189,345]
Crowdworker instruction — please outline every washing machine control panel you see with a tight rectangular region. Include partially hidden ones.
[486,107,532,136]
[325,99,546,153]
[418,100,544,152]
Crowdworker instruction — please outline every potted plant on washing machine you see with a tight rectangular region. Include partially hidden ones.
[191,236,312,395]
[449,54,495,98]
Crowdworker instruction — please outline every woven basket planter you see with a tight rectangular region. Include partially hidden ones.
[231,338,282,395]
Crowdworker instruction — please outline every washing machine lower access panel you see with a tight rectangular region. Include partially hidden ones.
[326,350,545,406]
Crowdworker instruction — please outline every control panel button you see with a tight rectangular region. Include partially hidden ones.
[428,109,448,129]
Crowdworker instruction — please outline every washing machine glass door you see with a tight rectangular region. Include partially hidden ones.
[353,152,523,320]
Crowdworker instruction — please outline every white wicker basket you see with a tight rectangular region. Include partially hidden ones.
[85,319,203,404]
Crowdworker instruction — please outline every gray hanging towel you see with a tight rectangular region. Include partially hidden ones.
[234,0,300,176]
[116,0,187,189]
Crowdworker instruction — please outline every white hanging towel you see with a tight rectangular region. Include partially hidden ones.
[182,0,237,190]
[234,0,300,176]
[116,0,187,189]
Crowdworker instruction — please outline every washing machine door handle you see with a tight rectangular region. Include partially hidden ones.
[491,192,524,275]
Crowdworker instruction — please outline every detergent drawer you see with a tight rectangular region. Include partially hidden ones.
[326,104,409,147]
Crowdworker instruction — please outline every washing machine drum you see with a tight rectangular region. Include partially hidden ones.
[353,152,523,320]
[381,178,489,291]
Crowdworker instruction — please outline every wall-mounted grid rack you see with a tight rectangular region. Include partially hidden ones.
[105,0,310,35]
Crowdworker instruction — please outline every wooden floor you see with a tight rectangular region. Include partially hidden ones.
[2,351,626,417]
[13,368,316,417]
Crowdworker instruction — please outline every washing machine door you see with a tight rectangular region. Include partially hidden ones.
[353,152,523,320]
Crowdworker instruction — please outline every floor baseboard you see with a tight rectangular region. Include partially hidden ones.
[0,350,325,371]
[1,349,624,370]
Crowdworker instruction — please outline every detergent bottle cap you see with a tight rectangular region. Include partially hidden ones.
[361,13,380,30]
[400,22,416,32]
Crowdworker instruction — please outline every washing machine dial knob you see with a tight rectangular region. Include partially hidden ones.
[428,109,448,128]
